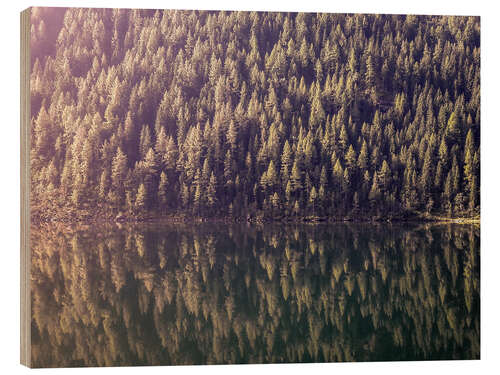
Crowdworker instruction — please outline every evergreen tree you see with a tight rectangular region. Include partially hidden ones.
[135,183,147,212]
[207,172,218,211]
[111,147,128,203]
[158,171,168,208]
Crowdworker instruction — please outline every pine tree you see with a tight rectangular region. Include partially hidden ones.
[33,105,52,158]
[135,183,147,212]
[139,125,152,160]
[265,160,278,191]
[332,159,344,187]
[158,171,168,208]
[345,145,357,175]
[420,147,433,201]
[227,120,238,151]
[338,124,349,154]
[280,140,293,186]
[369,174,381,211]
[285,180,293,204]
[357,140,369,171]
[378,160,392,195]
[293,200,300,217]
[365,54,376,88]
[271,192,280,213]
[206,172,217,210]
[111,147,128,203]
[309,84,325,129]
[193,183,202,213]
[99,169,109,200]
[463,129,477,212]
[446,110,461,143]
[290,160,302,194]
[309,186,318,216]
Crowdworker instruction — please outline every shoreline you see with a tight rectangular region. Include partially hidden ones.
[31,212,480,227]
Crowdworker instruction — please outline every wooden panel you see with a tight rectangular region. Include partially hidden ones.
[20,7,31,368]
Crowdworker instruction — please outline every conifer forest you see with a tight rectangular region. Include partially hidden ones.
[29,8,480,222]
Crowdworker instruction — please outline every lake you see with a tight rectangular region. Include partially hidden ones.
[30,222,480,367]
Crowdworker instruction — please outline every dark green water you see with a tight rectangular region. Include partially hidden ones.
[30,222,480,367]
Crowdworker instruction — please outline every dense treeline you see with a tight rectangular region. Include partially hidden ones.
[31,223,480,366]
[30,8,480,221]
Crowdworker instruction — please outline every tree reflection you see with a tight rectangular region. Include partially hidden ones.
[31,223,480,367]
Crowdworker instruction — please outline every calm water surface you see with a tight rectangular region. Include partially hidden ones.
[30,223,480,367]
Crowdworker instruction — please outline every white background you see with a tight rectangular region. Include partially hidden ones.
[1,0,498,374]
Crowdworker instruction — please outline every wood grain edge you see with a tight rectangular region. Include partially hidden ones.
[20,6,31,368]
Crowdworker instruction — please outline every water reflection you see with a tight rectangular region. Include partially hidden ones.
[31,223,480,367]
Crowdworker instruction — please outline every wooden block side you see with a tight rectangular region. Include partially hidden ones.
[20,7,31,368]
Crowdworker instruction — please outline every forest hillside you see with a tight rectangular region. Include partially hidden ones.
[29,8,480,222]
